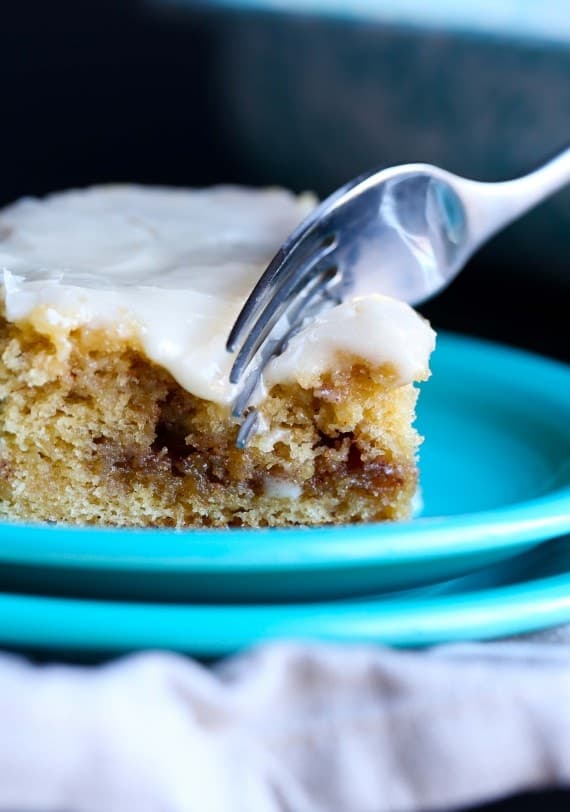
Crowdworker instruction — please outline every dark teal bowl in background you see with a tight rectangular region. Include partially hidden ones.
[151,0,570,287]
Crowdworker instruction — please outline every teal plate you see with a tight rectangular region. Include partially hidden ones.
[1,536,570,655]
[0,333,569,602]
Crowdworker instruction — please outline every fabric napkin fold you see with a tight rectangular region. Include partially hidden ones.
[1,632,570,812]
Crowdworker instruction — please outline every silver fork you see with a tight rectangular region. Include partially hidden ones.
[227,148,570,446]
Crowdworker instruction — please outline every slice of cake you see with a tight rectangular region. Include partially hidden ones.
[0,185,435,527]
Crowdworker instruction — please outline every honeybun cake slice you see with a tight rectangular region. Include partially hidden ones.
[0,186,435,527]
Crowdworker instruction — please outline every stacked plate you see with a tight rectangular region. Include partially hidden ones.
[0,333,569,657]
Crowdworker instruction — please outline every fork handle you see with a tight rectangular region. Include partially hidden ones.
[464,146,570,245]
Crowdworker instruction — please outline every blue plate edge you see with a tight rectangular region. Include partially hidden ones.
[1,565,570,653]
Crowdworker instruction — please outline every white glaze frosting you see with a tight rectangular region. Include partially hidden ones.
[0,185,435,404]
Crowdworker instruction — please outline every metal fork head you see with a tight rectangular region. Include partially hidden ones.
[227,164,469,445]
[225,173,379,394]
[228,148,570,445]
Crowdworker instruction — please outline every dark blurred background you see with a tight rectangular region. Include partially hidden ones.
[1,0,568,363]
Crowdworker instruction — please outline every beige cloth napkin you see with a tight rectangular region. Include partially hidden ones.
[0,634,570,812]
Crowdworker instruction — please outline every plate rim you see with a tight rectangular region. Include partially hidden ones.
[1,539,570,653]
[0,332,569,573]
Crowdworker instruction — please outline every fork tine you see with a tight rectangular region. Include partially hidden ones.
[226,220,324,353]
[231,266,342,445]
[229,241,337,385]
[231,272,338,419]
[281,265,342,334]
[236,409,259,449]
[231,334,281,417]
[233,268,341,417]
